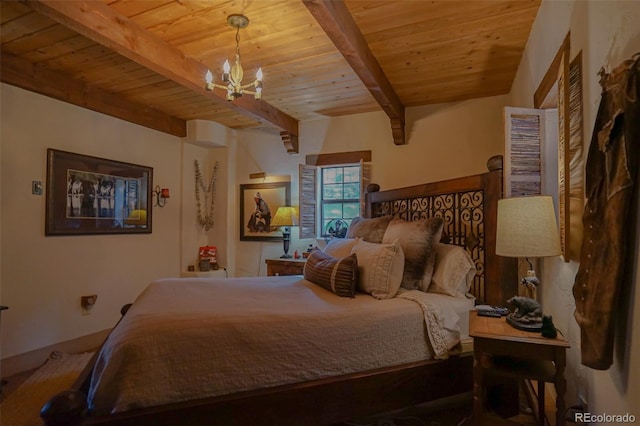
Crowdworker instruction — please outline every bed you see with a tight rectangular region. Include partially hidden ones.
[41,155,516,426]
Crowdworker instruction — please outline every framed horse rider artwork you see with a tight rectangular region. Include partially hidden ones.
[239,182,290,241]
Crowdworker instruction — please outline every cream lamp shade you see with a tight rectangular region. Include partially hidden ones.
[496,196,561,258]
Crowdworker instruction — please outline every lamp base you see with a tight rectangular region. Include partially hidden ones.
[281,228,291,260]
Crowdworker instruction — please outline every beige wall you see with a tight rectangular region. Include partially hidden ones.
[0,84,204,359]
[509,0,640,419]
[232,96,508,276]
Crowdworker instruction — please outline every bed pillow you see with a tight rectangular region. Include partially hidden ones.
[303,249,358,298]
[382,217,443,291]
[345,216,392,243]
[350,238,404,299]
[323,238,357,258]
[429,243,477,298]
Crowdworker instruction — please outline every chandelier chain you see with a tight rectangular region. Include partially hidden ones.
[235,27,241,58]
[194,160,219,231]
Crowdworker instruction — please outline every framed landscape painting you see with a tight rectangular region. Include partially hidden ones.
[240,182,290,241]
[45,149,153,235]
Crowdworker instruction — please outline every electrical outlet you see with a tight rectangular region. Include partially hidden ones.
[32,180,43,195]
[81,295,98,315]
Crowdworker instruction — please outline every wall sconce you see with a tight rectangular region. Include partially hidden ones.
[154,185,170,207]
[249,172,266,180]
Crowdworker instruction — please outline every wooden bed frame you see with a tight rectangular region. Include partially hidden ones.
[41,156,516,426]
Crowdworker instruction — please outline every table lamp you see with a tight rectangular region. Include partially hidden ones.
[271,206,299,258]
[496,195,562,300]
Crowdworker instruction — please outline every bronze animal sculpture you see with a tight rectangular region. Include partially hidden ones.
[507,296,542,321]
[505,296,544,331]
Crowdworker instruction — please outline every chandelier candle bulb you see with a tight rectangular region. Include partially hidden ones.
[223,60,231,81]
[205,70,213,90]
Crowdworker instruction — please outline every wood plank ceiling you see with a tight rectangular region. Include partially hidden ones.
[1,0,541,147]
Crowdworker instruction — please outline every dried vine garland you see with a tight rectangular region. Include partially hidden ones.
[194,160,219,231]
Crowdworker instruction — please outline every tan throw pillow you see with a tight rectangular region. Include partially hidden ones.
[429,243,477,298]
[350,238,405,299]
[323,238,357,258]
[303,249,358,297]
[382,217,443,291]
[345,216,392,243]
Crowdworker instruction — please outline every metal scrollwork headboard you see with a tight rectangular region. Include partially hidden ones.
[365,156,517,305]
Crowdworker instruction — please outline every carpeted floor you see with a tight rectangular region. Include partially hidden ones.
[0,351,93,426]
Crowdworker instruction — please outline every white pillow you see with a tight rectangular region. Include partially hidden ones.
[429,243,476,298]
[350,238,404,299]
[323,238,357,258]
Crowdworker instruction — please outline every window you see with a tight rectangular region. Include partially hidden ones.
[320,165,361,238]
[299,151,371,239]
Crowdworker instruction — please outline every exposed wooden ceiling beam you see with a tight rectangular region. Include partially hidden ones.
[1,52,187,137]
[302,0,405,145]
[22,0,299,138]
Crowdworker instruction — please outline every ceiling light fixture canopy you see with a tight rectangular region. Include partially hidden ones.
[204,14,263,101]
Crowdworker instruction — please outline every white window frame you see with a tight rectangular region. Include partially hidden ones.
[299,151,371,239]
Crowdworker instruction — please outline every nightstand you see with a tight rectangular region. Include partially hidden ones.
[469,311,570,426]
[265,258,306,276]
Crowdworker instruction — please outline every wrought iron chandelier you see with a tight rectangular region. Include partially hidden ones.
[204,14,263,101]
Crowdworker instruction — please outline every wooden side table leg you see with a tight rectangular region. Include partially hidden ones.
[537,381,545,426]
[473,349,484,426]
[556,350,567,426]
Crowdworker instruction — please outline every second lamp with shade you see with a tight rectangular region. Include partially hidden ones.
[496,195,562,301]
[271,206,299,258]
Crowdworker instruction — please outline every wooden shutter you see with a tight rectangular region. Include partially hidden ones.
[503,107,545,197]
[360,160,371,216]
[299,164,317,239]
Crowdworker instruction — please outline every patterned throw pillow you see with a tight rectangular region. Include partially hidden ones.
[345,216,392,243]
[382,217,443,291]
[303,249,358,297]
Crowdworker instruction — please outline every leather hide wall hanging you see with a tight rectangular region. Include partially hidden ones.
[572,52,640,370]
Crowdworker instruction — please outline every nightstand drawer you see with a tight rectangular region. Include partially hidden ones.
[265,259,306,276]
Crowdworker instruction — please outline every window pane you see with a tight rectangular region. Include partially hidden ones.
[320,164,361,237]
[343,183,360,199]
[343,167,359,183]
[322,203,343,219]
[323,183,343,200]
[323,167,343,184]
[342,203,359,219]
